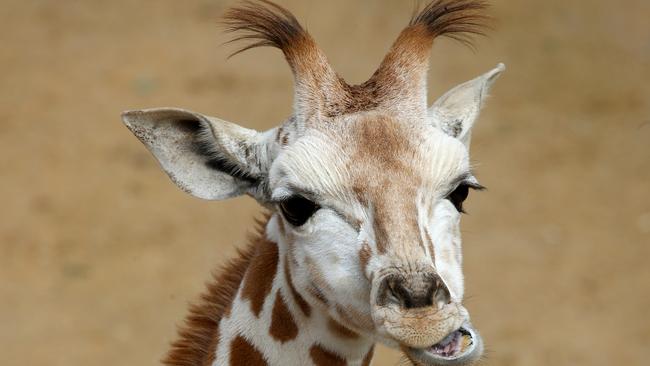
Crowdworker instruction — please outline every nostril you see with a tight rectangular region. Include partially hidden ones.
[434,282,452,309]
[378,273,451,310]
[389,280,421,309]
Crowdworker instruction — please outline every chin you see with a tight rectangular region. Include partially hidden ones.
[402,324,483,366]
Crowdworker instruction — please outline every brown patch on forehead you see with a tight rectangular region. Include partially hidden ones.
[349,115,424,256]
[309,344,347,366]
[229,335,268,366]
[241,238,279,317]
[352,114,417,172]
[327,317,359,339]
[269,290,299,343]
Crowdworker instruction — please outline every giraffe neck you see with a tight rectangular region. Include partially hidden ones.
[188,214,374,366]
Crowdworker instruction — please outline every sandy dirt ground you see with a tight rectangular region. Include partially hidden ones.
[1,0,649,365]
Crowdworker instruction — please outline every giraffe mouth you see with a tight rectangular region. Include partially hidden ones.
[405,325,483,365]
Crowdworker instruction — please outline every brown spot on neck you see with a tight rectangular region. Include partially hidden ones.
[230,335,268,366]
[163,216,270,366]
[310,344,347,366]
[241,235,279,317]
[269,290,299,343]
[327,317,359,339]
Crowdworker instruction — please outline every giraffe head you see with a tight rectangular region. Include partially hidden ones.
[122,1,503,364]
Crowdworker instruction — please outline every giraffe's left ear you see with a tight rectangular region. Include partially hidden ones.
[429,63,505,147]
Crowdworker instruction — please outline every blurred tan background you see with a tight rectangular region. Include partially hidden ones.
[1,0,649,365]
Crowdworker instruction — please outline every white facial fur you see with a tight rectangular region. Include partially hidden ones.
[267,118,473,343]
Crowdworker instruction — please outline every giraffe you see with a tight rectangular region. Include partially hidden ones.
[121,1,504,365]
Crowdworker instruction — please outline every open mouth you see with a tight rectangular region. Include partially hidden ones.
[427,327,473,358]
[405,325,482,365]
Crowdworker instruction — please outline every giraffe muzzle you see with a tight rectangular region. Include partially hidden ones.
[370,271,482,364]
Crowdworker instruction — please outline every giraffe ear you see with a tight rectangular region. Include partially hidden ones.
[122,108,277,201]
[429,63,505,147]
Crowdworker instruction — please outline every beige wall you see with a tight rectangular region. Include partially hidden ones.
[1,0,649,365]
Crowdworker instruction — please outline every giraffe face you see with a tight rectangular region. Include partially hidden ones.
[267,112,483,364]
[122,63,503,366]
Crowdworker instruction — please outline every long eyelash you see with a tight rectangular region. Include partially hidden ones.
[444,182,485,200]
[469,183,486,191]
[459,184,485,214]
[269,195,292,205]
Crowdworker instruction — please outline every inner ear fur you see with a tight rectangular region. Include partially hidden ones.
[122,108,263,200]
[429,63,505,146]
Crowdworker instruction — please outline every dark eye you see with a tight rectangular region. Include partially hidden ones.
[446,184,470,213]
[279,195,320,226]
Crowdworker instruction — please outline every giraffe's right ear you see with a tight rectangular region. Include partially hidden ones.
[122,108,277,201]
[429,63,505,148]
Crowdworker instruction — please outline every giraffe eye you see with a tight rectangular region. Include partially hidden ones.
[446,184,470,213]
[279,195,320,226]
